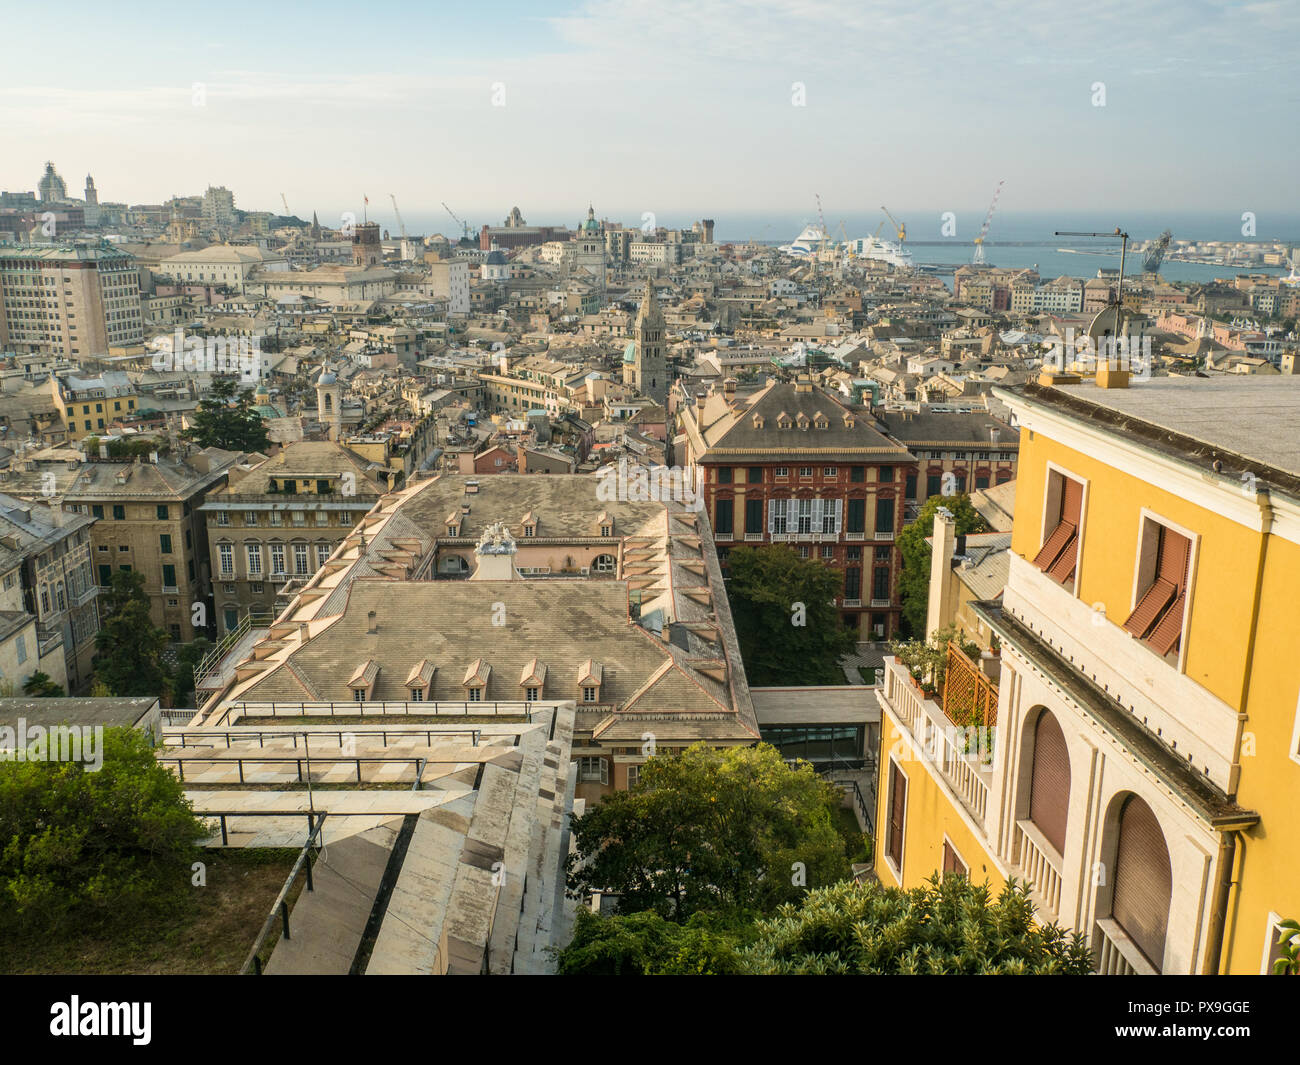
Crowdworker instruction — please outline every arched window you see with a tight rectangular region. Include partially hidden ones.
[1111,795,1172,969]
[1029,710,1070,855]
[593,554,616,574]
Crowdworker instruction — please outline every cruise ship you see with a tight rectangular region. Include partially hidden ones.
[778,223,915,270]
[843,234,914,270]
[778,223,828,257]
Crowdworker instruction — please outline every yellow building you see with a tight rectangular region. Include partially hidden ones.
[875,374,1300,975]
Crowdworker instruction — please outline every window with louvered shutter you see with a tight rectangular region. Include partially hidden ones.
[887,761,906,868]
[1111,795,1172,970]
[942,840,967,877]
[1124,524,1192,655]
[1034,472,1082,580]
[1028,710,1070,855]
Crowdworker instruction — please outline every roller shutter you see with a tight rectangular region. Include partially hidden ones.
[1028,711,1070,855]
[1111,795,1172,970]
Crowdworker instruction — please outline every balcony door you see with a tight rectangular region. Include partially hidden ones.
[1110,794,1172,971]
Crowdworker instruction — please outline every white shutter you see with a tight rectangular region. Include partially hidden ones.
[833,498,843,533]
[811,498,823,529]
[767,500,776,533]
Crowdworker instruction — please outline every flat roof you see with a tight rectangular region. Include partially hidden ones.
[1044,376,1300,478]
[0,696,158,731]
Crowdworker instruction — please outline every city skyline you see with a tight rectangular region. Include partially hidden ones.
[3,0,1297,216]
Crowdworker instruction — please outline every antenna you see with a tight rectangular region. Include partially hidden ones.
[1055,228,1130,338]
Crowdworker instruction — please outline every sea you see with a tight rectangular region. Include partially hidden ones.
[393,208,1300,288]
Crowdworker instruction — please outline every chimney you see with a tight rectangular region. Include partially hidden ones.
[989,427,1000,445]
[367,610,378,634]
[695,391,706,412]
[723,377,737,398]
[299,621,310,643]
[926,507,958,642]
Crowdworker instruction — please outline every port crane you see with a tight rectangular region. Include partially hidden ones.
[389,194,408,241]
[442,201,473,242]
[280,192,291,216]
[881,205,906,246]
[972,180,1005,265]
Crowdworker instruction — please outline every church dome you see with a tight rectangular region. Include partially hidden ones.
[317,370,337,386]
[623,340,637,363]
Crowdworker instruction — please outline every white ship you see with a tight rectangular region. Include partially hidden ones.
[779,222,917,271]
[778,223,829,257]
[844,234,914,270]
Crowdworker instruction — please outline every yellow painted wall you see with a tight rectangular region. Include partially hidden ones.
[1014,426,1299,974]
[873,713,1003,892]
[1012,430,1254,708]
[1222,532,1300,973]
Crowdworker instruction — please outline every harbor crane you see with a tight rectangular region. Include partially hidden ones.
[442,201,472,242]
[881,205,906,245]
[972,180,1005,265]
[389,194,408,240]
[280,192,291,215]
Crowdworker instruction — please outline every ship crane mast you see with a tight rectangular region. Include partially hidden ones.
[972,180,1004,265]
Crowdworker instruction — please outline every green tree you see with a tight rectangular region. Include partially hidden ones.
[0,727,207,937]
[725,544,857,685]
[20,672,64,698]
[93,570,171,698]
[744,875,1093,974]
[566,743,848,919]
[182,375,270,452]
[169,638,213,709]
[896,494,989,636]
[556,909,746,975]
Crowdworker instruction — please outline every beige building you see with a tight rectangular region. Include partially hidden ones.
[0,244,144,360]
[158,244,288,290]
[50,370,140,441]
[200,472,759,805]
[200,441,386,634]
[63,449,242,642]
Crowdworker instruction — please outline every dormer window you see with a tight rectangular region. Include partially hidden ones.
[406,659,435,702]
[445,509,461,537]
[348,659,379,702]
[577,659,603,703]
[751,413,765,429]
[519,657,547,702]
[522,511,538,538]
[814,412,829,429]
[595,510,614,538]
[776,412,792,430]
[796,413,809,430]
[463,658,491,702]
[843,413,856,429]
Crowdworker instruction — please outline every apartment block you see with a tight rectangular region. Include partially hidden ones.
[0,495,98,692]
[874,375,1300,975]
[200,441,385,633]
[63,450,242,642]
[677,377,916,639]
[0,243,144,359]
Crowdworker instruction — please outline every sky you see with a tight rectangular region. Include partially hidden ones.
[2,0,1297,235]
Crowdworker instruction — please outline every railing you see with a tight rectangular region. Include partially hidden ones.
[940,727,989,822]
[193,610,274,691]
[215,699,538,727]
[1013,819,1062,918]
[883,657,991,825]
[240,812,327,975]
[942,641,999,729]
[163,725,481,749]
[160,709,198,727]
[1093,918,1158,975]
[744,533,764,541]
[160,749,457,785]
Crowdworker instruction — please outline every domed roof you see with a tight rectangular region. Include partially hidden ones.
[485,250,507,265]
[623,340,637,363]
[317,370,337,386]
